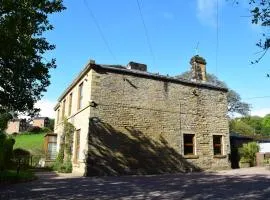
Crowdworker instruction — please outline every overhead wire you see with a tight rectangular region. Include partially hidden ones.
[136,0,156,65]
[215,0,219,79]
[244,96,270,100]
[83,0,118,63]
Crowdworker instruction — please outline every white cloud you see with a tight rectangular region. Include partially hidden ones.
[196,0,221,27]
[35,99,57,119]
[251,108,270,117]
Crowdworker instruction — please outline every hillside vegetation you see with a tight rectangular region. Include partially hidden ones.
[230,114,270,137]
[14,133,45,155]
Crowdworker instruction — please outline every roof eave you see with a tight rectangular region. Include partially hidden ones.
[54,61,93,107]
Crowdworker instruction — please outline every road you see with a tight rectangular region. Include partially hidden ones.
[0,167,270,200]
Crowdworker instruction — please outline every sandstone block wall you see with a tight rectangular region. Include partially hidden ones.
[86,68,230,175]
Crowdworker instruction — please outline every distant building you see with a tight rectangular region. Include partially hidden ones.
[5,119,28,134]
[33,117,49,128]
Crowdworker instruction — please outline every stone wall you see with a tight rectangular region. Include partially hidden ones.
[86,68,230,175]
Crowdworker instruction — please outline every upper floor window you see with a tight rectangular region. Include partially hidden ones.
[184,134,195,155]
[78,83,83,110]
[68,93,73,116]
[62,99,66,120]
[213,135,223,155]
[57,109,60,124]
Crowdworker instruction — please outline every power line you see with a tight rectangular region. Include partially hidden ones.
[244,96,270,100]
[215,0,219,79]
[136,0,155,65]
[83,0,118,63]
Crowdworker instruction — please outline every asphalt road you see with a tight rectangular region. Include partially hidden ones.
[0,167,270,200]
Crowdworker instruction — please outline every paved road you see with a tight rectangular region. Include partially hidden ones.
[0,167,270,200]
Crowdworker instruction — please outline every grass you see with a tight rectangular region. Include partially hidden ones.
[13,132,45,155]
[0,170,37,185]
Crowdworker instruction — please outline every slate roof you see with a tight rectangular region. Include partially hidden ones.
[54,60,228,110]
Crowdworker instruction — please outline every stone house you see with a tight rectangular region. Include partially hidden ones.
[54,55,230,175]
[5,119,28,134]
[32,117,49,128]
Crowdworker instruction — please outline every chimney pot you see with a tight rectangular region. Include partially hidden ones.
[190,55,207,82]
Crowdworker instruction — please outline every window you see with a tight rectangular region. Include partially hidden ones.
[68,93,73,116]
[62,99,66,120]
[57,109,60,124]
[46,135,57,160]
[74,129,80,163]
[78,83,83,110]
[213,135,223,155]
[184,134,195,155]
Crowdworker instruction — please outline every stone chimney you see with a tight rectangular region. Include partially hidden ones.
[127,61,147,71]
[190,55,207,82]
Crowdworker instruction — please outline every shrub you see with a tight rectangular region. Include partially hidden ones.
[13,148,31,169]
[27,126,41,133]
[53,152,72,173]
[41,127,51,133]
[53,145,64,171]
[239,142,260,166]
[58,159,72,173]
[12,132,18,136]
[0,133,15,171]
[4,137,15,168]
[52,119,75,173]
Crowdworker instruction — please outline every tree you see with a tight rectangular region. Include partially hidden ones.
[241,116,263,134]
[227,90,250,116]
[177,72,251,116]
[230,119,254,135]
[0,111,12,131]
[261,114,270,135]
[48,118,55,131]
[0,1,65,115]
[233,0,270,63]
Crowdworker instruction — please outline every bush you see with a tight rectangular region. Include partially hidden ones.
[239,142,260,166]
[27,126,41,133]
[53,155,72,173]
[58,160,72,173]
[41,127,51,133]
[12,132,18,136]
[13,148,31,168]
[0,133,15,171]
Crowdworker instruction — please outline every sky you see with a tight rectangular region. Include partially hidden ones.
[37,0,270,118]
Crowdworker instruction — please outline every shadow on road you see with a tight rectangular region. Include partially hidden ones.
[1,170,270,199]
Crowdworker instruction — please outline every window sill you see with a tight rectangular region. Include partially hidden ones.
[184,155,199,159]
[214,155,226,159]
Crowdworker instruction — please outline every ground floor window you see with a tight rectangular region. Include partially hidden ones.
[213,135,223,155]
[184,134,195,155]
[74,129,81,163]
[44,134,57,160]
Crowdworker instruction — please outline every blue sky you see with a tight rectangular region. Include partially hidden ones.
[39,0,270,118]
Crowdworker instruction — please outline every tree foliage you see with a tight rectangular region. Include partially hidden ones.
[227,90,250,116]
[230,120,255,135]
[177,71,250,116]
[0,0,65,114]
[0,111,12,131]
[230,114,270,136]
[233,0,270,63]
